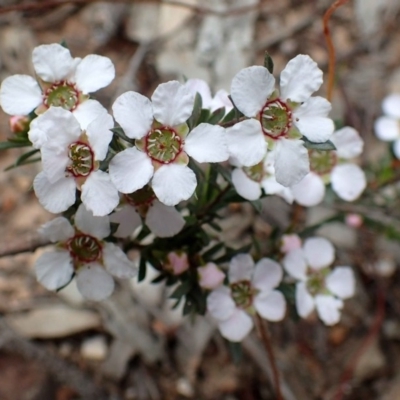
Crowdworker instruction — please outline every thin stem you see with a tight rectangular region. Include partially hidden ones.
[255,314,283,400]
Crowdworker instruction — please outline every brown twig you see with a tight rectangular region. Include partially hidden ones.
[0,234,50,258]
[322,0,350,101]
[255,314,283,400]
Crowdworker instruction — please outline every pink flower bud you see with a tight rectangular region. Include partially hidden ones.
[280,234,302,253]
[198,262,225,289]
[9,115,31,134]
[345,213,363,228]
[165,251,189,275]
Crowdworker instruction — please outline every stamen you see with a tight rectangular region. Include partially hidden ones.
[43,81,80,111]
[66,142,94,177]
[67,234,102,263]
[145,127,183,164]
[260,99,293,139]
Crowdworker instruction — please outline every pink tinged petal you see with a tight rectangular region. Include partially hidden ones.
[35,250,74,291]
[326,267,355,299]
[331,164,366,201]
[295,282,315,318]
[198,263,225,290]
[112,91,153,139]
[109,147,154,193]
[294,116,334,143]
[86,112,114,161]
[282,248,307,280]
[33,172,76,214]
[110,205,142,238]
[76,264,115,301]
[291,172,325,207]
[152,164,196,206]
[0,75,42,115]
[274,138,309,187]
[151,80,195,126]
[294,96,332,118]
[227,119,267,167]
[331,127,364,159]
[315,294,343,326]
[232,168,262,201]
[218,309,254,342]
[230,66,275,117]
[184,124,229,163]
[207,286,236,321]
[393,139,400,159]
[184,79,213,108]
[304,237,335,270]
[73,99,108,130]
[375,116,400,141]
[280,234,302,253]
[228,253,254,283]
[38,217,74,243]
[32,44,74,82]
[40,146,69,184]
[103,242,137,279]
[74,54,115,93]
[81,171,120,216]
[75,203,110,239]
[382,93,400,119]
[252,258,283,292]
[146,200,185,238]
[280,55,323,102]
[254,290,286,321]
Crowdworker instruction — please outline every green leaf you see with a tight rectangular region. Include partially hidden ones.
[198,109,211,124]
[111,126,135,144]
[263,52,274,74]
[60,39,69,49]
[228,341,242,364]
[170,280,192,300]
[4,148,40,171]
[250,199,263,213]
[0,140,32,150]
[207,107,226,125]
[138,255,147,282]
[202,242,224,261]
[188,93,203,129]
[302,137,336,151]
[220,107,236,124]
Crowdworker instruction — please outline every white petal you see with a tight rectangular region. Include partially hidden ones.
[32,44,74,82]
[218,309,253,342]
[146,200,185,238]
[254,290,286,321]
[393,139,400,159]
[33,172,76,214]
[40,146,69,184]
[27,118,46,149]
[112,91,153,139]
[261,176,294,204]
[86,112,114,161]
[230,66,275,117]
[315,295,343,326]
[252,258,283,292]
[103,242,137,279]
[294,116,334,143]
[109,147,154,193]
[331,127,364,159]
[282,248,307,280]
[76,264,115,301]
[152,164,196,206]
[280,55,323,102]
[151,80,195,126]
[228,253,254,283]
[304,237,335,270]
[274,138,309,187]
[35,250,74,290]
[81,171,120,216]
[74,203,110,239]
[184,79,213,108]
[73,99,108,130]
[74,55,115,93]
[212,89,233,112]
[184,123,229,163]
[207,286,236,321]
[0,75,42,115]
[331,163,366,201]
[326,267,355,299]
[110,205,142,238]
[295,282,315,318]
[382,93,400,119]
[198,263,225,290]
[294,96,332,118]
[374,116,400,141]
[232,168,262,200]
[38,217,74,242]
[227,119,267,167]
[291,172,325,207]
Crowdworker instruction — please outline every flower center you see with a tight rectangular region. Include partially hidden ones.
[309,149,337,175]
[306,268,329,296]
[231,280,254,309]
[144,127,183,164]
[66,142,94,177]
[260,99,292,139]
[44,81,80,111]
[67,234,102,263]
[243,161,265,183]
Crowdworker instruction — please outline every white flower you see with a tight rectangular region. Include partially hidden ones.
[282,237,355,326]
[0,43,115,146]
[229,55,334,187]
[374,93,400,158]
[33,107,119,216]
[207,254,286,342]
[110,186,185,238]
[35,204,137,301]
[198,263,225,290]
[109,81,229,206]
[290,127,367,206]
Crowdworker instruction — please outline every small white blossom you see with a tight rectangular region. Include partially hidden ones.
[35,204,137,301]
[198,263,225,290]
